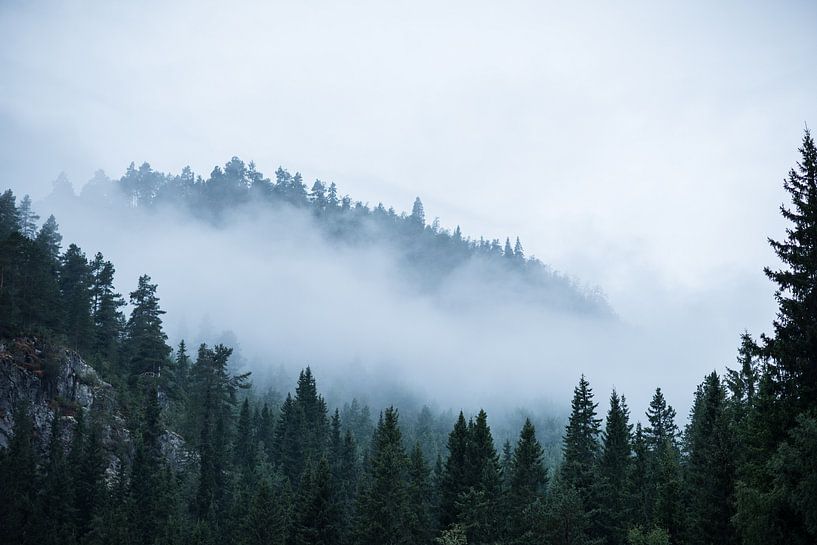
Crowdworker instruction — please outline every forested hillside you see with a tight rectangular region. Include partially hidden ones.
[0,130,816,545]
[53,157,610,316]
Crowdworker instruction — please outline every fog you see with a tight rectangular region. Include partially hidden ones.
[3,0,816,422]
[29,174,763,422]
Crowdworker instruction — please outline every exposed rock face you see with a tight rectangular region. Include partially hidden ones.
[0,338,190,474]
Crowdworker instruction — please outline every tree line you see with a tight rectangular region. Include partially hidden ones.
[1,129,816,544]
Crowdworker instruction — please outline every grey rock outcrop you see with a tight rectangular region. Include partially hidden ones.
[0,338,190,474]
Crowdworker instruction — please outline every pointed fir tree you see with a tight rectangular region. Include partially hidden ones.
[439,411,470,528]
[506,418,548,542]
[124,274,170,377]
[683,372,736,545]
[596,390,633,545]
[561,375,601,503]
[354,407,411,545]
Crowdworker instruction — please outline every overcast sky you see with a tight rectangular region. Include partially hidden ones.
[2,0,816,412]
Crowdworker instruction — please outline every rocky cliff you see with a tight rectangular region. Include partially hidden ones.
[0,337,190,475]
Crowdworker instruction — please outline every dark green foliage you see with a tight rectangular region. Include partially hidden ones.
[38,414,76,545]
[89,252,125,364]
[123,274,170,377]
[0,403,38,545]
[561,375,601,502]
[596,390,632,545]
[293,457,341,545]
[439,411,469,528]
[354,407,411,545]
[683,372,736,545]
[129,385,172,545]
[239,479,288,545]
[406,443,434,545]
[60,243,93,351]
[506,418,548,543]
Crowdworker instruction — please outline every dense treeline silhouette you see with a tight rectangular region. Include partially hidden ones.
[1,129,816,544]
[59,157,609,315]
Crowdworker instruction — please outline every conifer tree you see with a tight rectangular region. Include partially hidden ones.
[506,418,548,542]
[89,252,125,363]
[683,372,736,545]
[130,385,171,545]
[354,407,411,545]
[504,237,514,259]
[644,388,679,451]
[175,339,191,391]
[406,443,434,545]
[597,390,632,545]
[439,411,470,528]
[0,403,38,545]
[17,195,39,239]
[410,197,425,228]
[0,189,20,238]
[561,375,601,500]
[239,479,288,545]
[60,243,93,351]
[293,457,341,545]
[35,214,62,261]
[124,274,170,377]
[763,128,817,412]
[38,414,75,545]
[627,423,652,529]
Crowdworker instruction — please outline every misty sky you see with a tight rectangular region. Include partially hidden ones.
[2,1,817,415]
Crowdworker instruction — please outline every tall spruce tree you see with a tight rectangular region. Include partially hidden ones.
[354,407,411,545]
[597,390,633,545]
[60,243,93,351]
[439,411,470,528]
[561,376,601,501]
[506,418,548,543]
[124,274,170,377]
[683,372,736,545]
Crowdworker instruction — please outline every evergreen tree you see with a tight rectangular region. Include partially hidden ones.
[354,407,411,545]
[514,237,524,261]
[596,390,632,545]
[36,214,63,262]
[124,274,171,377]
[38,413,76,545]
[683,372,736,545]
[0,189,20,238]
[504,237,514,259]
[439,411,470,528]
[406,443,433,545]
[234,397,256,476]
[175,339,191,392]
[130,385,171,545]
[461,409,502,544]
[410,197,425,228]
[293,457,341,545]
[0,403,38,545]
[644,388,679,451]
[763,128,817,413]
[627,423,652,529]
[17,194,39,238]
[561,375,601,501]
[60,243,93,351]
[72,410,107,539]
[506,418,548,543]
[89,252,125,363]
[239,478,288,545]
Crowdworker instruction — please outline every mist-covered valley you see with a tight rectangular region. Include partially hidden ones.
[30,157,713,423]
